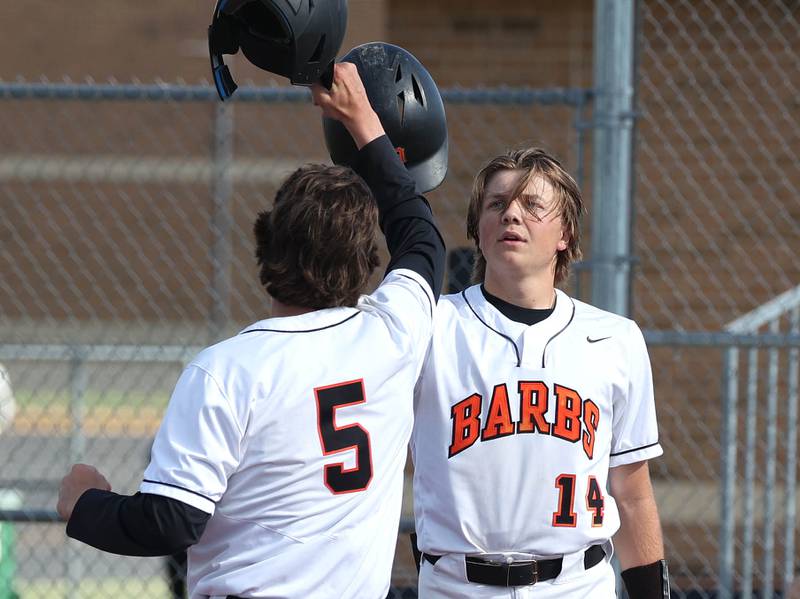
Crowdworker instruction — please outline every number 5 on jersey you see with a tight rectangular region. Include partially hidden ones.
[315,379,373,494]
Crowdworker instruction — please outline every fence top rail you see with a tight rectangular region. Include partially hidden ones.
[644,330,800,348]
[0,81,593,106]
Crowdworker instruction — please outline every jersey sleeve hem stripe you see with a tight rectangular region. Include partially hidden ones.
[609,443,663,468]
[609,440,661,457]
[140,480,216,514]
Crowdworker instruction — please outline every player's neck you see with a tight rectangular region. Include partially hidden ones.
[270,298,315,318]
[483,271,556,309]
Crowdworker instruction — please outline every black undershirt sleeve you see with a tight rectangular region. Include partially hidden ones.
[354,135,446,300]
[66,489,210,556]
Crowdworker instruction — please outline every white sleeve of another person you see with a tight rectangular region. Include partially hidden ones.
[140,363,245,514]
[359,268,435,362]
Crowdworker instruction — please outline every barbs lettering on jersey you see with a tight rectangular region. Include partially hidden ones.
[448,381,599,460]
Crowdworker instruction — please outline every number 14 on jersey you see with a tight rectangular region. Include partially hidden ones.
[553,474,605,527]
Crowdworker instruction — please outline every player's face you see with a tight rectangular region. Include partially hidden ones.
[478,169,567,283]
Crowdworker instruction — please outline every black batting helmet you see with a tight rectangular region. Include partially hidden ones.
[322,42,448,193]
[209,0,348,100]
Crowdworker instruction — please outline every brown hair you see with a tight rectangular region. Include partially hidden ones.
[465,147,584,285]
[254,164,380,309]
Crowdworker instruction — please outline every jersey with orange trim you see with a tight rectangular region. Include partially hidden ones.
[141,269,434,599]
[411,285,662,557]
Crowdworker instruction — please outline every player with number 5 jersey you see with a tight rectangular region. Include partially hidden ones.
[411,148,669,598]
[57,61,447,599]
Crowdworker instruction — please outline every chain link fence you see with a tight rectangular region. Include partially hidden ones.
[637,1,800,597]
[1,2,798,597]
[0,82,589,598]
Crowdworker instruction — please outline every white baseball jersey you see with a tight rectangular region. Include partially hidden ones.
[140,269,434,599]
[411,285,662,557]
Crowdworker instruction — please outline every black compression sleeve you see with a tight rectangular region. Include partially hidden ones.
[355,135,446,299]
[66,489,210,556]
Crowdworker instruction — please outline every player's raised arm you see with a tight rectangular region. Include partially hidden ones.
[312,44,447,300]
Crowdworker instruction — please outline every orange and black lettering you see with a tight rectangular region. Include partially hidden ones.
[552,473,578,527]
[552,384,582,443]
[582,399,599,459]
[517,380,551,434]
[314,379,373,495]
[481,384,515,441]
[395,146,407,162]
[449,393,482,458]
[586,476,605,526]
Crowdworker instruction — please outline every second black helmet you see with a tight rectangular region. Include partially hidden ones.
[322,42,448,193]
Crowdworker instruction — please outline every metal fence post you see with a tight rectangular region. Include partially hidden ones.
[762,321,780,597]
[67,348,87,599]
[573,93,589,194]
[720,346,739,599]
[785,307,799,592]
[591,0,636,317]
[210,100,234,344]
[742,348,758,599]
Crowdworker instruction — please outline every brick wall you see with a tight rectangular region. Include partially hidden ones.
[388,0,593,88]
[0,0,387,83]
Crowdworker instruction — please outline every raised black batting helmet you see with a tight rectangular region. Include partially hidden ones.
[209,0,348,100]
[322,42,448,193]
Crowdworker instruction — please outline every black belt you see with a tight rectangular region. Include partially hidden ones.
[422,544,605,587]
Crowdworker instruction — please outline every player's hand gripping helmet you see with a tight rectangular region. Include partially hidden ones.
[208,0,348,101]
[323,42,448,193]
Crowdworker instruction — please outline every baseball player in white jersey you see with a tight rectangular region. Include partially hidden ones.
[411,148,669,598]
[56,62,447,599]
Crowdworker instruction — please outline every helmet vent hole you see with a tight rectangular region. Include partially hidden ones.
[396,92,406,125]
[411,74,424,105]
[309,34,326,63]
[395,64,403,83]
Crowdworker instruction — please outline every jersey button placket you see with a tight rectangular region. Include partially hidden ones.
[519,331,546,369]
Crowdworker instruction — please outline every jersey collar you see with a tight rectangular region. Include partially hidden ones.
[462,285,576,368]
[464,286,574,332]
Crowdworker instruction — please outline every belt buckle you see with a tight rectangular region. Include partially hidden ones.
[529,559,538,585]
[504,558,538,586]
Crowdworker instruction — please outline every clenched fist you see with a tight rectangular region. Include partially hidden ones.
[57,463,111,521]
[311,62,383,150]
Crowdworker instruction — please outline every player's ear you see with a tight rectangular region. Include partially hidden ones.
[557,230,568,252]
